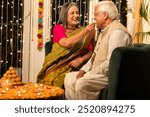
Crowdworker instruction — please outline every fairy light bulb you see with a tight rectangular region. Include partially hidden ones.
[20,3,23,6]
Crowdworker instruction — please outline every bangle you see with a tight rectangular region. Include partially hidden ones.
[82,30,86,37]
[84,27,88,33]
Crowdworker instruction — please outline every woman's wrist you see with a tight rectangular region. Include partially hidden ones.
[81,27,88,37]
[81,30,86,37]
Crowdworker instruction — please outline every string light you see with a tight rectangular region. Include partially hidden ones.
[0,0,23,77]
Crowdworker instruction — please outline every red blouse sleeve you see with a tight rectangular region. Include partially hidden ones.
[52,24,67,43]
[88,42,93,51]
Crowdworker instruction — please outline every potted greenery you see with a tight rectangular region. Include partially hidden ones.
[135,0,150,41]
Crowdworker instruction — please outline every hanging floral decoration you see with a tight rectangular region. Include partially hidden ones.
[37,0,44,49]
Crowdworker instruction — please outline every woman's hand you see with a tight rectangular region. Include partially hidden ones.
[86,23,95,31]
[76,70,86,79]
[82,23,95,36]
[69,57,83,68]
[85,23,95,32]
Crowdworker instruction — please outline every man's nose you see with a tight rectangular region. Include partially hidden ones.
[93,17,96,21]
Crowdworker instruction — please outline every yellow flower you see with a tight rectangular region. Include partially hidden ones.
[38,8,44,13]
[39,0,44,2]
[38,29,43,34]
[38,39,43,43]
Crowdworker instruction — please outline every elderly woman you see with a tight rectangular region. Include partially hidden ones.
[37,2,95,88]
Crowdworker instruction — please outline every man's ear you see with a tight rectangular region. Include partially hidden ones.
[103,12,109,20]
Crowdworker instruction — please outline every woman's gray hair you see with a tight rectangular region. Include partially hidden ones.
[96,1,118,20]
[57,2,79,28]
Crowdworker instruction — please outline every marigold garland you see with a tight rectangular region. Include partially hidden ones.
[37,0,44,49]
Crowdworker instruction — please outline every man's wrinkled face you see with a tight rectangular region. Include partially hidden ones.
[94,7,105,29]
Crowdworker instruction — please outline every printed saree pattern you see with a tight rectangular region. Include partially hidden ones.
[37,27,93,88]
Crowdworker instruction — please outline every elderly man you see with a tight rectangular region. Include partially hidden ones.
[64,1,132,100]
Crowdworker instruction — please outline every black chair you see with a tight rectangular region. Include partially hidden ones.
[100,44,150,100]
[45,41,53,56]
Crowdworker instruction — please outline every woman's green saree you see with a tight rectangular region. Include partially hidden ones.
[37,27,93,88]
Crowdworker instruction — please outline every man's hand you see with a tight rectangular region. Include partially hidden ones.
[76,70,86,79]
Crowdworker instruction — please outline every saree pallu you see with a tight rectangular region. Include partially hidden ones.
[37,27,93,88]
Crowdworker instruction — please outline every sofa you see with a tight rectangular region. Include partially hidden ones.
[100,44,150,100]
[45,41,53,56]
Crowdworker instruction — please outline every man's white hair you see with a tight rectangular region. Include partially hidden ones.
[95,1,118,20]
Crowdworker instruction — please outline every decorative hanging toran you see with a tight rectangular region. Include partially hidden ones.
[37,0,44,49]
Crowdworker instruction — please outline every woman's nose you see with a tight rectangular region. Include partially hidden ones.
[74,13,79,17]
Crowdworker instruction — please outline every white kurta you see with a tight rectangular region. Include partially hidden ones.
[64,29,132,100]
